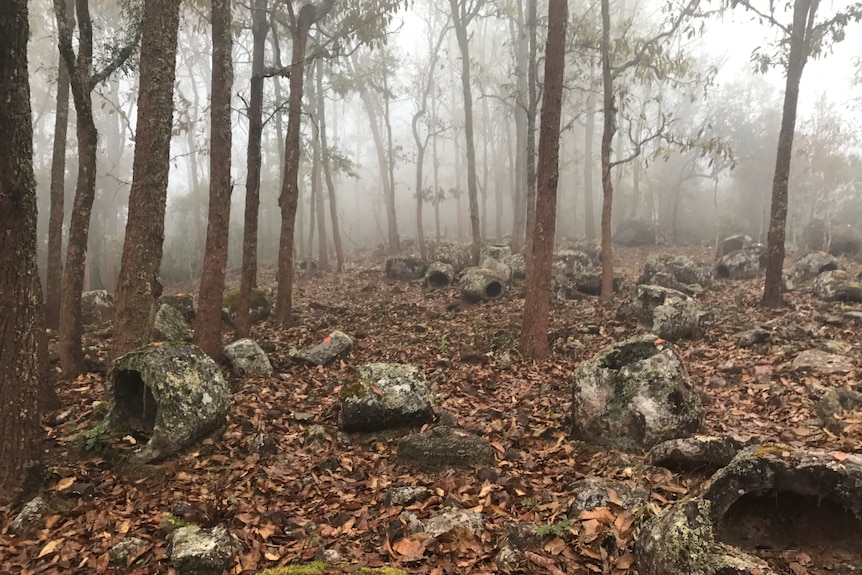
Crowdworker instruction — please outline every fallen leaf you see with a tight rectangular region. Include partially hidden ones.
[54,476,76,491]
[38,540,61,558]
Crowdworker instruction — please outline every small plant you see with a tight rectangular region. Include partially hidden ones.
[160,514,196,533]
[84,421,110,452]
[520,496,540,509]
[536,518,573,539]
[438,333,449,352]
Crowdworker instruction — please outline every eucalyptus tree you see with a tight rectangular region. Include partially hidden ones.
[0,0,44,504]
[726,0,862,307]
[519,0,566,359]
[54,0,140,375]
[111,0,181,359]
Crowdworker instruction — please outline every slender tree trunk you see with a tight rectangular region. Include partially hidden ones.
[310,64,329,271]
[235,0,267,339]
[520,0,566,359]
[46,0,75,330]
[449,0,482,265]
[510,5,528,252]
[317,58,344,272]
[382,69,400,252]
[524,0,538,267]
[584,89,596,241]
[112,0,181,359]
[0,0,45,505]
[763,0,813,307]
[275,3,315,326]
[599,0,616,300]
[194,0,234,360]
[431,87,442,242]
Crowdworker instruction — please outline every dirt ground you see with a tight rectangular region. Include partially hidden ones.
[2,244,861,575]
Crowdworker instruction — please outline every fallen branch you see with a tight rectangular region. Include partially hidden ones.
[525,551,567,575]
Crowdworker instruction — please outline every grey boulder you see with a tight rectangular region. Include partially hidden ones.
[223,338,272,377]
[338,363,433,432]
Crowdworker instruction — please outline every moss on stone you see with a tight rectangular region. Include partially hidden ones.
[255,563,407,575]
[222,287,268,313]
[339,381,368,400]
[750,443,795,458]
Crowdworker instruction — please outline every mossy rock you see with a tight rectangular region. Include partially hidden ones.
[256,562,407,575]
[222,287,271,323]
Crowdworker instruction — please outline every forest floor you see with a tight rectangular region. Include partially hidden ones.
[2,244,862,575]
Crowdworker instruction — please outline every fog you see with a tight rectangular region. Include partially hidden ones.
[25,0,862,291]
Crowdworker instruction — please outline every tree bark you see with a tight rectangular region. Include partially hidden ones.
[519,0,566,359]
[449,0,482,265]
[310,63,329,272]
[46,0,75,330]
[584,89,596,240]
[523,0,538,269]
[599,0,616,300]
[317,59,344,272]
[194,0,235,360]
[762,0,814,307]
[275,3,316,327]
[112,0,181,359]
[0,0,44,505]
[235,0,268,339]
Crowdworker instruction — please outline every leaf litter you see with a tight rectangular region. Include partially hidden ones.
[1,245,861,574]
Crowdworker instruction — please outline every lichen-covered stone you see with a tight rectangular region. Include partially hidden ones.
[383,486,431,506]
[714,249,760,280]
[385,256,427,280]
[339,363,433,432]
[422,510,484,538]
[223,338,272,377]
[81,289,114,324]
[168,524,238,574]
[568,476,649,518]
[505,253,526,279]
[397,426,493,471]
[424,261,454,288]
[571,334,702,451]
[794,250,840,281]
[106,343,230,463]
[812,269,862,302]
[10,496,48,534]
[649,435,747,471]
[222,287,271,324]
[614,218,655,246]
[715,234,753,259]
[639,253,712,292]
[458,267,506,302]
[109,537,148,565]
[815,387,862,435]
[159,293,196,322]
[292,330,353,366]
[429,240,471,274]
[481,257,512,283]
[153,303,190,342]
[633,284,700,340]
[554,249,595,274]
[791,348,854,375]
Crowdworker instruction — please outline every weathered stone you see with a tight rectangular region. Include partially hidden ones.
[649,435,747,471]
[383,486,431,506]
[168,525,238,574]
[568,476,649,518]
[458,267,506,302]
[339,363,433,432]
[733,328,772,348]
[614,218,655,246]
[815,387,862,435]
[81,289,114,324]
[554,249,595,274]
[10,496,48,534]
[153,303,190,342]
[424,261,455,288]
[222,287,270,324]
[223,338,272,377]
[481,257,512,283]
[805,219,862,256]
[570,334,702,451]
[791,348,854,375]
[106,343,230,463]
[794,250,840,281]
[423,510,484,538]
[109,537,148,565]
[714,249,760,280]
[557,271,623,297]
[159,293,196,322]
[480,244,512,262]
[292,330,354,366]
[385,256,427,280]
[429,240,471,274]
[639,253,712,293]
[244,431,276,455]
[633,284,700,340]
[715,234,753,259]
[397,426,493,471]
[304,424,326,446]
[813,269,862,302]
[505,252,526,279]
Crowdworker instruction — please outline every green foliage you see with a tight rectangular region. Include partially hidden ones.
[438,332,449,352]
[520,496,540,508]
[160,514,196,532]
[535,518,573,539]
[84,421,110,452]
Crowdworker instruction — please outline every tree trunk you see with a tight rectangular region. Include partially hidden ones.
[412,112,428,261]
[510,3,528,252]
[194,0,234,360]
[46,0,75,330]
[112,0,181,359]
[449,0,481,265]
[599,0,616,300]
[317,58,344,272]
[57,0,97,377]
[275,3,315,327]
[519,0,566,359]
[310,64,329,272]
[0,0,44,505]
[762,0,814,307]
[382,69,400,253]
[523,0,538,268]
[584,89,596,241]
[235,0,267,339]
